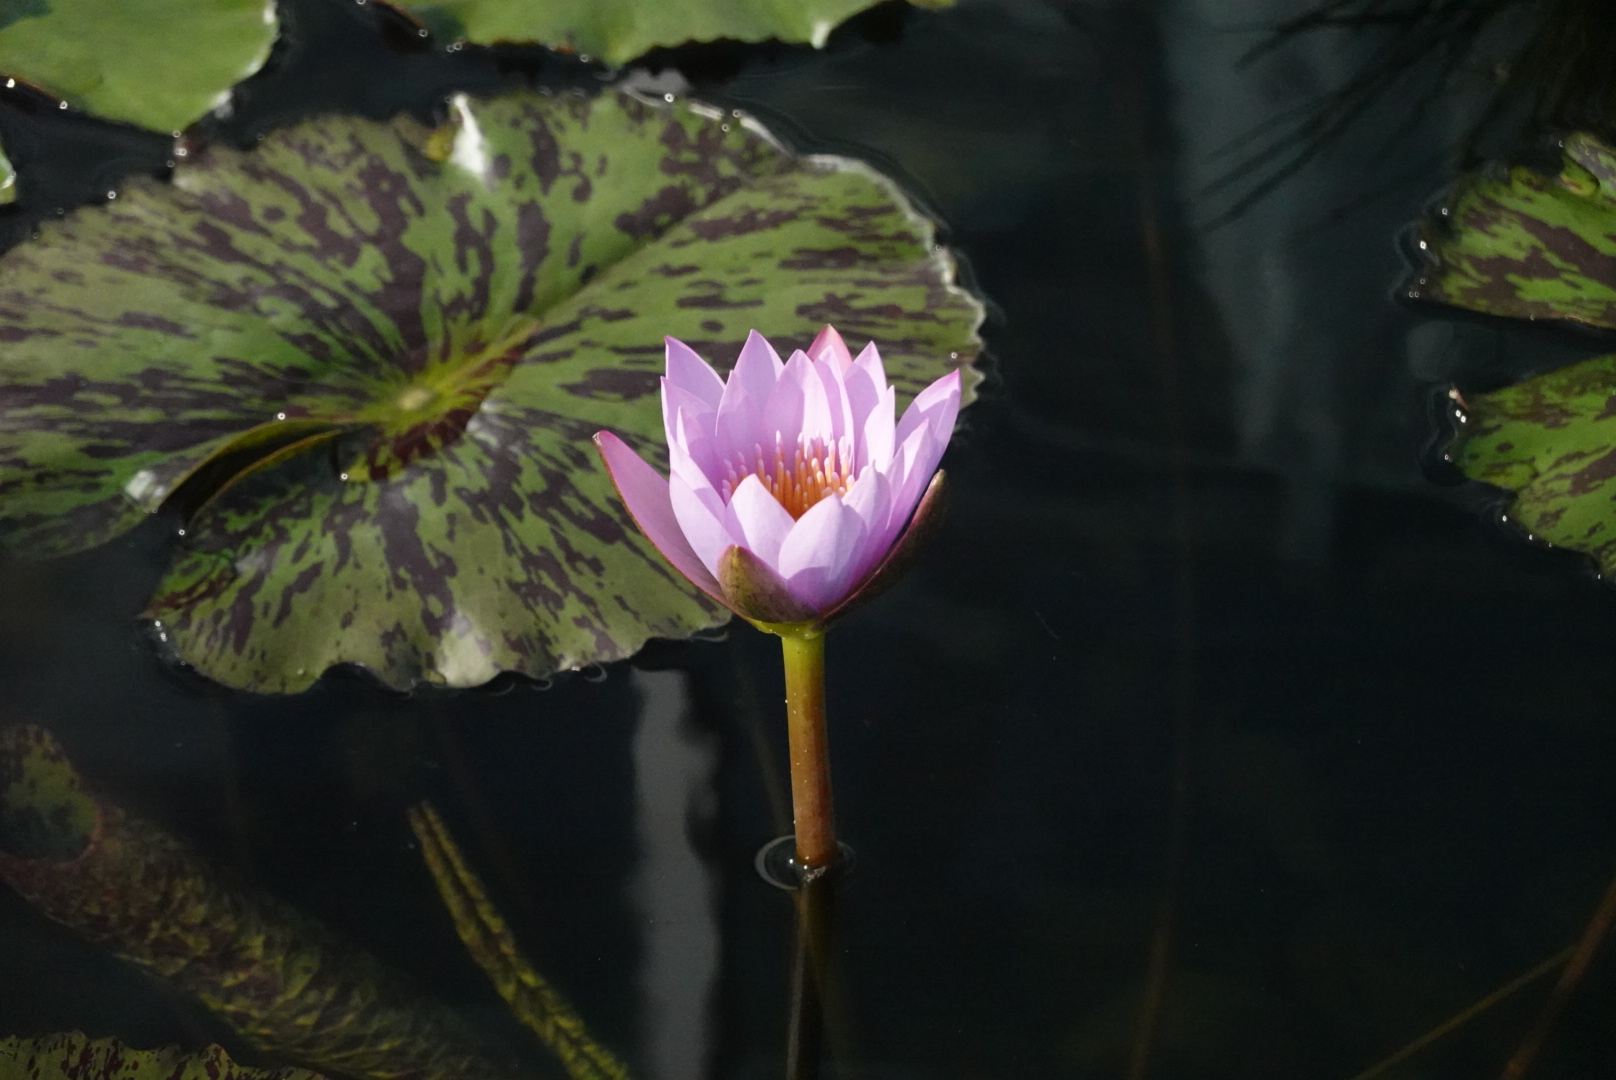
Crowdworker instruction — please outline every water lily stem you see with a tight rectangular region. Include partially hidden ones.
[780,631,838,870]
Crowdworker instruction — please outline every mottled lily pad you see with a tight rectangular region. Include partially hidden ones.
[0,89,982,691]
[1411,132,1616,329]
[392,0,952,64]
[0,0,278,133]
[0,1033,326,1079]
[1454,355,1616,573]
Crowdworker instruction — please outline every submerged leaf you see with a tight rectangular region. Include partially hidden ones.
[1411,132,1616,329]
[0,1033,326,1080]
[390,0,954,64]
[0,89,981,691]
[409,802,631,1080]
[0,725,527,1080]
[0,139,13,207]
[0,0,278,132]
[1454,355,1616,573]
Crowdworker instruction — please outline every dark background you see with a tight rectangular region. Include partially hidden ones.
[3,0,1616,1077]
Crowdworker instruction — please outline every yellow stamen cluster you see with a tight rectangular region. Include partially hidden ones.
[722,433,857,519]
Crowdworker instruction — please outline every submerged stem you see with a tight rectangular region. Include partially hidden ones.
[780,631,838,870]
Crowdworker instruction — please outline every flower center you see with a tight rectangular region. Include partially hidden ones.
[722,434,857,519]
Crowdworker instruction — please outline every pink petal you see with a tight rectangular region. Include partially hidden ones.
[595,432,723,600]
[778,494,866,611]
[812,350,857,448]
[723,473,798,570]
[852,342,887,397]
[859,384,895,472]
[665,336,725,410]
[843,466,892,540]
[894,368,961,453]
[885,424,948,542]
[714,385,765,478]
[669,470,733,578]
[808,325,854,370]
[725,329,784,410]
[762,350,811,450]
[662,379,716,455]
[669,407,722,493]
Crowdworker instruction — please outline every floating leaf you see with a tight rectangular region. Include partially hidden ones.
[0,1033,326,1080]
[1454,355,1616,573]
[0,0,278,133]
[409,802,631,1080]
[0,725,527,1080]
[1411,132,1616,329]
[390,0,954,65]
[0,89,981,691]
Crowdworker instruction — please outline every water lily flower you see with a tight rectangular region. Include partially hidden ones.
[594,326,960,630]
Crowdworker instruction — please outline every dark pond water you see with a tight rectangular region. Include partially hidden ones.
[4,1,1616,1077]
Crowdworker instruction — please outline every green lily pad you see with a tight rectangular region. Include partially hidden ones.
[391,0,952,64]
[1454,355,1616,573]
[0,0,278,133]
[0,1033,326,1080]
[1411,132,1616,329]
[0,89,982,691]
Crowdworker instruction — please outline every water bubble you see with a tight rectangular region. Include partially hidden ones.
[106,191,116,200]
[3,79,11,88]
[276,411,287,420]
[720,123,730,132]
[339,472,350,481]
[176,528,186,537]
[417,27,428,37]
[57,101,67,110]
[663,93,675,103]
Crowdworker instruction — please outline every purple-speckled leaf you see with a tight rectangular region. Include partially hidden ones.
[0,90,982,690]
[1410,132,1616,328]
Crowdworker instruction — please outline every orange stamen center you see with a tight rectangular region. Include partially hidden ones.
[721,433,858,519]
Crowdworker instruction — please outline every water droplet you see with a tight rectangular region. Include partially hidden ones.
[57,101,67,110]
[663,93,675,103]
[276,411,287,420]
[720,123,730,132]
[339,472,350,481]
[176,528,186,537]
[417,27,427,36]
[106,191,116,200]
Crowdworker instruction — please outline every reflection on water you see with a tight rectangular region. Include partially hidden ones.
[6,0,1616,1078]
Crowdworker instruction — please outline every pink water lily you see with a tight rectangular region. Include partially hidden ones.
[595,326,960,628]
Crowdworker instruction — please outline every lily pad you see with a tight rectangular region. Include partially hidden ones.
[392,0,953,64]
[0,1033,327,1080]
[1411,132,1616,329]
[1454,355,1616,574]
[0,89,982,690]
[0,0,278,133]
